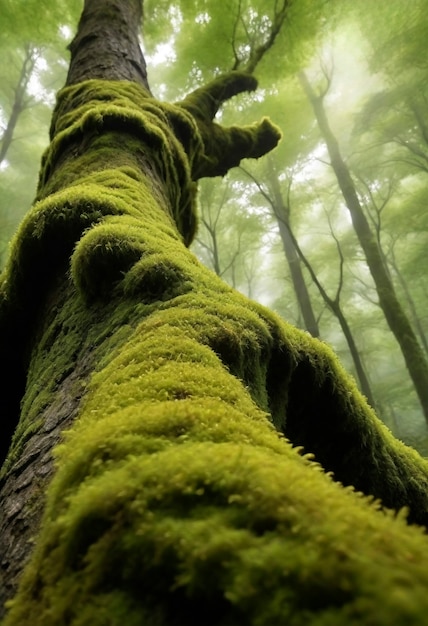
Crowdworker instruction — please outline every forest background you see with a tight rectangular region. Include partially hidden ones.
[2,0,428,452]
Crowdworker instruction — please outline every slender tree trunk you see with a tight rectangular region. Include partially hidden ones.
[243,164,320,337]
[247,165,375,403]
[282,213,377,409]
[266,169,320,337]
[331,302,377,407]
[0,44,37,166]
[201,219,222,276]
[299,70,428,424]
[5,3,428,625]
[278,216,320,330]
[389,251,428,355]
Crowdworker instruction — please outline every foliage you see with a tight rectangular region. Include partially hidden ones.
[1,0,81,45]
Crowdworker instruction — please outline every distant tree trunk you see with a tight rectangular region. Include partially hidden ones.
[267,167,320,337]
[199,215,223,276]
[299,70,428,424]
[289,222,377,409]
[389,246,428,356]
[266,185,377,409]
[243,164,320,337]
[5,2,428,625]
[195,183,250,290]
[0,44,37,166]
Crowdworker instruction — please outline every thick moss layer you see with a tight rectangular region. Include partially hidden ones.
[3,77,428,625]
[5,309,428,625]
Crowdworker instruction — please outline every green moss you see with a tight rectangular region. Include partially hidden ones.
[71,219,147,300]
[6,408,428,625]
[177,72,282,178]
[6,252,428,623]
[39,79,200,246]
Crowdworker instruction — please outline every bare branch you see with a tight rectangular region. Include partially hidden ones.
[231,0,243,70]
[245,0,290,74]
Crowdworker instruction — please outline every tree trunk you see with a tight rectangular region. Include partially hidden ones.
[243,163,320,337]
[267,170,320,337]
[390,250,428,355]
[66,0,150,87]
[283,217,378,409]
[249,165,375,404]
[4,3,428,625]
[299,70,428,424]
[0,45,37,166]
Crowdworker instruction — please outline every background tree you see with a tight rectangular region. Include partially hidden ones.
[193,176,268,297]
[242,158,321,337]
[298,67,428,423]
[0,1,81,266]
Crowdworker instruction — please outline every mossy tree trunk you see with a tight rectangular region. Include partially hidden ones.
[299,70,428,424]
[4,2,428,624]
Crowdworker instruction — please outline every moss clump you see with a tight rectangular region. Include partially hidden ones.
[71,218,147,301]
[39,79,200,247]
[5,358,428,625]
[178,72,282,178]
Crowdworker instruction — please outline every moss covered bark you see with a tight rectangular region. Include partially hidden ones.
[2,71,428,625]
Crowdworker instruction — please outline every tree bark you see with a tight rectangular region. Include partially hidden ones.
[299,70,428,424]
[4,3,428,625]
[66,0,150,88]
[0,0,153,608]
